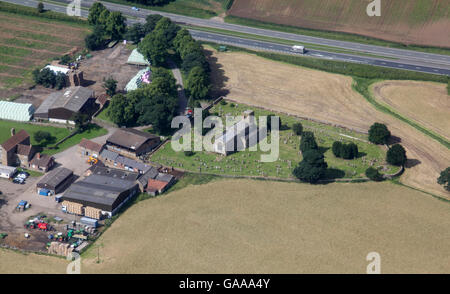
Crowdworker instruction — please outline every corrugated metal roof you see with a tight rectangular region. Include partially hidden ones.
[127,49,150,65]
[0,101,35,121]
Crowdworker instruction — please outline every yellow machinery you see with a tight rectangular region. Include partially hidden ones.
[87,156,98,165]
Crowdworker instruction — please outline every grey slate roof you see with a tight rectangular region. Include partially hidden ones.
[155,173,174,183]
[89,165,139,181]
[100,149,120,161]
[37,167,73,189]
[36,87,94,115]
[106,128,159,150]
[137,166,159,186]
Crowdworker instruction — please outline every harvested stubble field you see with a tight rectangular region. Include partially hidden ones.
[206,48,450,198]
[228,0,450,47]
[3,179,449,273]
[371,80,450,141]
[0,11,90,97]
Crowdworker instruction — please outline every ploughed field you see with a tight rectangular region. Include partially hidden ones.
[0,11,90,98]
[228,0,450,47]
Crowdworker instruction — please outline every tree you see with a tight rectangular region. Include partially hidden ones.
[108,94,136,127]
[138,30,169,66]
[386,144,407,166]
[437,167,450,191]
[34,131,51,143]
[124,23,145,43]
[332,141,342,157]
[300,131,318,153]
[55,72,66,90]
[153,17,180,46]
[292,149,328,183]
[72,113,90,132]
[32,68,55,88]
[59,55,71,65]
[365,167,384,182]
[181,51,209,74]
[85,26,105,51]
[292,122,303,136]
[106,11,127,40]
[37,2,44,13]
[368,122,391,145]
[88,2,107,26]
[186,66,210,100]
[143,14,163,34]
[103,77,117,96]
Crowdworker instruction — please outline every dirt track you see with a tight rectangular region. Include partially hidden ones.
[228,0,450,47]
[207,49,450,198]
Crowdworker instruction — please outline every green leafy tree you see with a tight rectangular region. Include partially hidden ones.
[292,149,328,183]
[34,130,51,143]
[368,122,391,145]
[143,14,163,34]
[72,113,90,132]
[55,72,66,90]
[437,167,450,191]
[59,55,71,65]
[186,66,210,100]
[386,144,407,166]
[124,23,145,43]
[365,167,384,182]
[32,68,55,88]
[332,141,342,157]
[108,94,137,127]
[153,17,180,46]
[173,28,191,51]
[37,2,44,13]
[181,51,210,74]
[88,2,107,26]
[106,11,127,40]
[292,122,303,136]
[85,26,106,51]
[300,131,318,153]
[138,30,169,66]
[103,77,117,96]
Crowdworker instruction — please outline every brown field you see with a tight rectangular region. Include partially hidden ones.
[207,48,450,198]
[0,12,89,98]
[372,81,450,140]
[228,0,450,47]
[2,179,449,273]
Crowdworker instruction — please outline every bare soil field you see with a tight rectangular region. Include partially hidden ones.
[207,48,450,198]
[2,179,450,273]
[372,81,450,140]
[228,0,450,47]
[0,12,89,98]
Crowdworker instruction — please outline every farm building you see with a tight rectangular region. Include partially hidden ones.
[78,138,104,158]
[100,149,153,174]
[36,167,73,195]
[147,173,175,196]
[0,165,17,179]
[0,129,32,166]
[86,165,139,182]
[34,86,97,124]
[105,128,160,159]
[137,166,159,191]
[0,101,35,122]
[29,153,55,172]
[61,173,139,219]
[125,67,151,92]
[127,48,150,66]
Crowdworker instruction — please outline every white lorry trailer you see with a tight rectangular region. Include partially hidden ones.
[292,45,306,54]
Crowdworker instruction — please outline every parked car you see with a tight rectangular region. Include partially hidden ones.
[132,6,140,11]
[17,172,29,179]
[13,177,25,184]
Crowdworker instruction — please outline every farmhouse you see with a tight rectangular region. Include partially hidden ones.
[36,167,73,195]
[34,86,97,124]
[0,129,32,166]
[29,153,55,172]
[0,165,17,179]
[105,128,160,159]
[0,101,35,122]
[78,138,104,158]
[61,173,139,219]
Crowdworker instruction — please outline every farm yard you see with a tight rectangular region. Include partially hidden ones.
[3,179,449,274]
[371,81,450,141]
[204,47,450,197]
[228,0,450,48]
[151,102,400,180]
[0,11,90,99]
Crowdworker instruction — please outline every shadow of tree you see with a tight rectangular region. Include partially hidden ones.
[204,49,229,99]
[405,158,421,168]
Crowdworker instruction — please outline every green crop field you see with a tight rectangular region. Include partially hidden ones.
[151,102,400,180]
